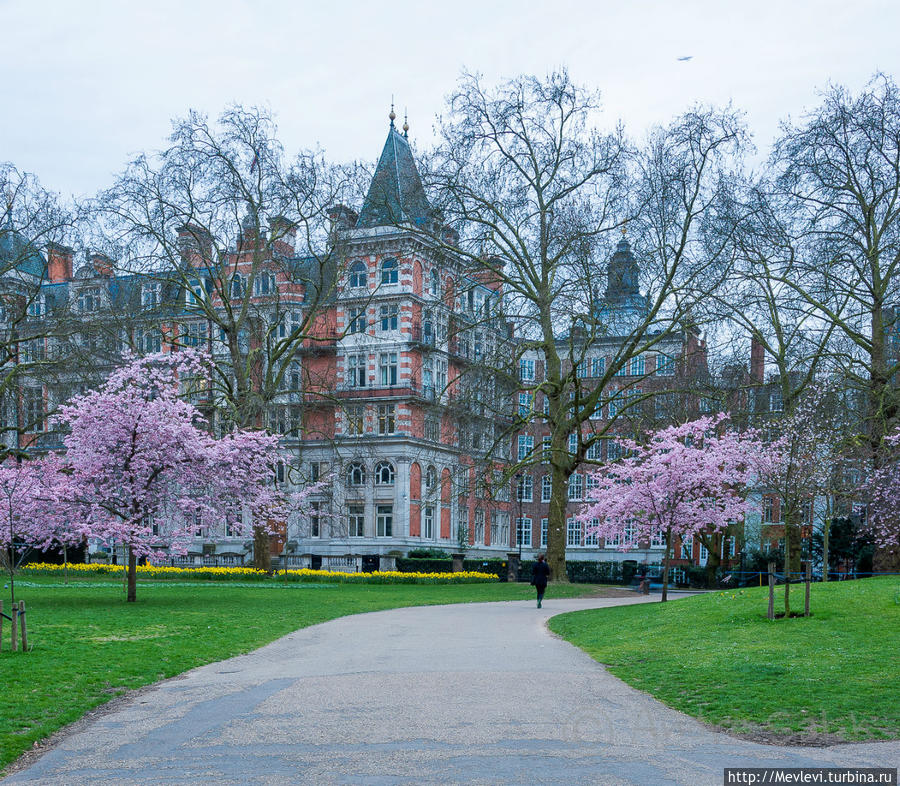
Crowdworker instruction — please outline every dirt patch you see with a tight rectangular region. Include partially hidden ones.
[711,723,855,747]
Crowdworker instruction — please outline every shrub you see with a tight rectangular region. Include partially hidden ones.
[396,557,452,573]
[407,548,451,559]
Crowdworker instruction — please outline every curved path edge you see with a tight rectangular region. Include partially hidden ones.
[4,594,897,785]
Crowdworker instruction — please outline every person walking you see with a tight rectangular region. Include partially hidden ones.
[532,553,550,608]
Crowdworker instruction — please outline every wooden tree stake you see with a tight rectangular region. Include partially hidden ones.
[18,600,27,651]
[10,602,17,651]
[804,562,811,617]
[767,562,775,620]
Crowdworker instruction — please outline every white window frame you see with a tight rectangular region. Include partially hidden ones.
[541,474,552,503]
[376,504,393,537]
[516,517,532,548]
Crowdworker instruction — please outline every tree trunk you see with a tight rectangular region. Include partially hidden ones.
[822,514,830,582]
[660,529,672,603]
[701,531,722,588]
[6,545,14,606]
[253,525,271,573]
[785,510,802,575]
[126,546,137,603]
[546,457,570,583]
[869,303,900,573]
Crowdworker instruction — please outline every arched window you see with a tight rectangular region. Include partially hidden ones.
[230,274,245,299]
[349,261,367,288]
[380,257,398,285]
[253,271,277,296]
[430,269,440,297]
[346,462,366,487]
[425,465,437,491]
[374,461,395,486]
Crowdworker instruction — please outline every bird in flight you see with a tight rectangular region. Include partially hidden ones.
[677,56,693,61]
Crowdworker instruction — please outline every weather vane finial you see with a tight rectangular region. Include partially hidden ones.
[622,220,628,238]
[403,109,409,138]
[389,97,396,126]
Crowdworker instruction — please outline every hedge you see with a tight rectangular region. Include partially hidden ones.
[396,558,508,580]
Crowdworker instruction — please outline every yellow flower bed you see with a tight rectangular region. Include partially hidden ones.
[21,562,498,584]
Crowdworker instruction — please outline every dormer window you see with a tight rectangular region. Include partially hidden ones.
[253,271,277,296]
[142,281,161,308]
[349,261,367,288]
[78,287,101,313]
[27,294,45,318]
[380,257,398,285]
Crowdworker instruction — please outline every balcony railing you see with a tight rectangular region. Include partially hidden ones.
[332,379,440,402]
[409,324,437,347]
[296,337,338,354]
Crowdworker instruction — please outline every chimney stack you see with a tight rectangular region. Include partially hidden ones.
[750,334,765,383]
[90,252,113,277]
[268,216,297,254]
[327,204,358,233]
[46,242,74,283]
[177,223,213,265]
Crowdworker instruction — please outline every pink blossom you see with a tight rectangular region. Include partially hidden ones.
[581,415,760,599]
[23,350,309,601]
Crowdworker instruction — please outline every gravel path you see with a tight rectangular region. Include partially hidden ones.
[4,594,897,785]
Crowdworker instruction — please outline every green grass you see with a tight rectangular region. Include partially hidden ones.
[549,577,900,742]
[0,576,598,771]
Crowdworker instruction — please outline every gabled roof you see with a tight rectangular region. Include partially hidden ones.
[357,124,433,229]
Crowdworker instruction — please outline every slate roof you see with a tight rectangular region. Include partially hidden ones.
[357,124,433,229]
[0,213,46,279]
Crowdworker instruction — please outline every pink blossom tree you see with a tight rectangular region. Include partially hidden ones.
[0,455,78,604]
[582,415,759,601]
[866,428,900,566]
[750,385,851,614]
[37,350,291,602]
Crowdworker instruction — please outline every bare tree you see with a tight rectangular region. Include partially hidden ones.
[711,181,844,575]
[770,74,900,571]
[0,164,80,456]
[424,71,748,580]
[96,106,362,570]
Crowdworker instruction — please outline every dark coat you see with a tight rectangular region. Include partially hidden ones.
[532,560,550,587]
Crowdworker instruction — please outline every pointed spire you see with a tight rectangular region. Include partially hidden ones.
[403,109,409,138]
[389,98,396,127]
[357,113,432,229]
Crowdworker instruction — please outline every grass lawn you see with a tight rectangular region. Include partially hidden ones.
[549,577,900,743]
[0,576,602,771]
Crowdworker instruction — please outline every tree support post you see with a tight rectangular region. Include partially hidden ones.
[10,602,17,651]
[767,562,775,621]
[804,562,811,617]
[18,600,27,651]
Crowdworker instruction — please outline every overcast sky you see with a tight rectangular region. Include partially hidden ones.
[2,0,899,199]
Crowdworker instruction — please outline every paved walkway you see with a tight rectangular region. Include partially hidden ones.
[5,594,898,785]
